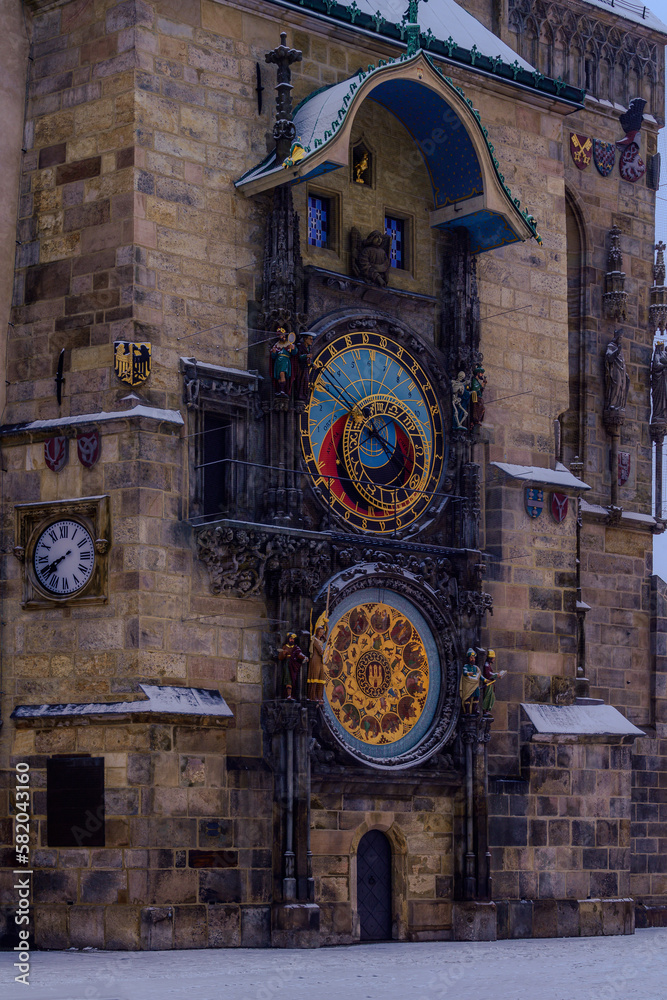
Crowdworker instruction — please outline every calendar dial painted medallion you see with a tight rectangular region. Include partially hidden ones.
[301,331,445,533]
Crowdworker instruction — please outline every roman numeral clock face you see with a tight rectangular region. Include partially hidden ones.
[33,520,95,597]
[301,331,445,532]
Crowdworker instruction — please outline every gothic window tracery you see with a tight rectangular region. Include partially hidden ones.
[507,0,659,107]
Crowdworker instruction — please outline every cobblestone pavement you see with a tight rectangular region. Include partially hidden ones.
[2,930,666,1000]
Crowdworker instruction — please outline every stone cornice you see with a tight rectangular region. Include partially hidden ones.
[0,402,184,442]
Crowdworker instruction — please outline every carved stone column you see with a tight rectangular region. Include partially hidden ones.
[651,337,667,524]
[459,710,492,901]
[265,32,302,164]
[262,700,320,947]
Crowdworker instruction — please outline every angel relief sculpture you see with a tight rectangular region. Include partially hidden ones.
[350,228,391,287]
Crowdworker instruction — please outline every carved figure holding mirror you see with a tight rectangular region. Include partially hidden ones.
[271,328,297,396]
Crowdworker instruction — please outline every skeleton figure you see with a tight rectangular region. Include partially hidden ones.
[452,371,469,430]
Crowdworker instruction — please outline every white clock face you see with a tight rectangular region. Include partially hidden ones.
[33,520,95,596]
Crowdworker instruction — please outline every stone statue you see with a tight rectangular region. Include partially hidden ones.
[278,632,307,700]
[351,228,391,287]
[604,329,630,416]
[651,341,667,424]
[271,328,297,397]
[481,649,506,714]
[452,371,469,430]
[307,622,327,704]
[469,363,487,427]
[295,333,314,403]
[459,647,481,714]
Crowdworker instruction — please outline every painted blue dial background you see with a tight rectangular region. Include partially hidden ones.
[323,587,441,760]
[308,348,433,463]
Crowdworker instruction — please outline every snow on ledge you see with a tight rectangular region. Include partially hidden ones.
[522,702,644,737]
[490,462,591,491]
[11,683,233,720]
[1,403,184,437]
[180,357,261,383]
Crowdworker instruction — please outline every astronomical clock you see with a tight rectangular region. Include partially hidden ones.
[300,325,459,769]
[301,329,446,534]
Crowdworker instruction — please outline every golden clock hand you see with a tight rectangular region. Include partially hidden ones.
[360,423,408,485]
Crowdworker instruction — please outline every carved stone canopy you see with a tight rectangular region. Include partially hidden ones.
[603,226,627,322]
[180,357,261,412]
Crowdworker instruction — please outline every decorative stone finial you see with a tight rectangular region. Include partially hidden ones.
[651,242,667,333]
[265,32,303,163]
[603,225,627,321]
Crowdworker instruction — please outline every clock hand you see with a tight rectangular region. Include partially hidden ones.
[359,423,408,486]
[43,550,72,576]
[317,374,356,413]
[320,366,368,414]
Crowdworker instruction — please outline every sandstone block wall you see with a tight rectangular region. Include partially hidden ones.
[0,719,277,949]
[310,779,458,944]
[490,740,633,901]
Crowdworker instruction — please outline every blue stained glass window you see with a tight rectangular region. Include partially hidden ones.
[308,195,329,247]
[385,216,405,268]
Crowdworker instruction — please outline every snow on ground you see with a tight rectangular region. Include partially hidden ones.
[1,929,666,1000]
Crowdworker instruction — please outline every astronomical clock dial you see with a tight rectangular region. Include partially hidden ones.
[301,331,445,533]
[33,519,95,597]
[322,589,442,765]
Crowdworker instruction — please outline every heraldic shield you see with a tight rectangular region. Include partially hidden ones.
[551,492,569,523]
[570,133,592,170]
[114,341,151,386]
[593,139,615,177]
[44,436,68,473]
[77,429,100,469]
[619,143,646,183]
[525,487,544,518]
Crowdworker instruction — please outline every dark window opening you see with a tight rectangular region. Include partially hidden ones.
[202,412,232,518]
[385,216,405,269]
[308,195,329,248]
[47,756,105,847]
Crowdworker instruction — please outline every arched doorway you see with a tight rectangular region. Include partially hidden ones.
[357,830,392,940]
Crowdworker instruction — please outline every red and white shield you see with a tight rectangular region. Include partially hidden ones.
[619,142,645,183]
[44,436,68,473]
[551,492,569,523]
[77,429,100,469]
